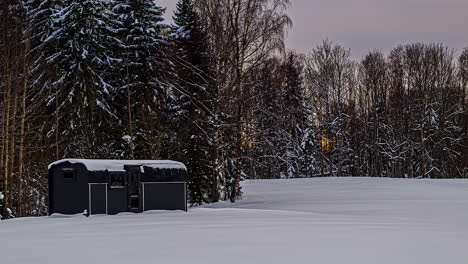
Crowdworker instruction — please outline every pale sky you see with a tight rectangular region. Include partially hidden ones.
[158,0,468,58]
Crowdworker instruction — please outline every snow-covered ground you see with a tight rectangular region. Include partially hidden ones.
[1,177,468,264]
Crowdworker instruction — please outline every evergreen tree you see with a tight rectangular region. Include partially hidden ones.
[172,0,213,204]
[280,52,311,178]
[43,0,116,158]
[110,0,168,159]
[27,0,60,50]
[250,58,284,179]
[25,0,62,166]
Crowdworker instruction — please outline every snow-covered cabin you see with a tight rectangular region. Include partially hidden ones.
[48,159,188,215]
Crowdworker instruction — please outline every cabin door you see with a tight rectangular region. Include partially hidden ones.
[89,184,108,215]
[126,167,142,212]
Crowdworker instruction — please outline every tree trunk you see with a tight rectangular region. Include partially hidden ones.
[18,35,31,217]
[2,59,12,217]
[8,68,20,212]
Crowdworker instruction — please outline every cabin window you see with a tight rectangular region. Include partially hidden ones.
[130,196,139,209]
[110,174,125,188]
[62,169,76,181]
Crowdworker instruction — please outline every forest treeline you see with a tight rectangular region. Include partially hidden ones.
[0,0,467,218]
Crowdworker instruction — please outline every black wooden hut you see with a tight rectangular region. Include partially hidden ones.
[48,159,188,215]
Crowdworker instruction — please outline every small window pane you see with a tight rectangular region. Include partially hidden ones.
[64,171,74,179]
[63,169,76,181]
[130,196,139,209]
[111,174,125,188]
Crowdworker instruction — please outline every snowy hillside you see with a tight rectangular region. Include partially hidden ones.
[1,177,468,264]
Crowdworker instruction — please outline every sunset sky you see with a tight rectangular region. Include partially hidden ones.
[158,0,468,58]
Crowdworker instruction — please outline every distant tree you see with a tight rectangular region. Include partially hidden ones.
[289,55,320,178]
[461,48,468,91]
[357,51,389,177]
[247,58,283,179]
[196,0,292,201]
[280,52,315,178]
[305,40,356,177]
[384,44,465,178]
[459,48,468,175]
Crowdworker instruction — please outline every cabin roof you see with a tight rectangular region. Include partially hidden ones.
[48,159,186,172]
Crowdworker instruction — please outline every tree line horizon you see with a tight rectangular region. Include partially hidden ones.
[0,0,467,219]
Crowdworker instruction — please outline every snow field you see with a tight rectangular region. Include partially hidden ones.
[1,177,468,264]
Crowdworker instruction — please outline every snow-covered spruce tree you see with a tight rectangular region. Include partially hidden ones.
[25,0,62,162]
[110,0,168,159]
[171,0,213,205]
[249,58,284,179]
[298,126,320,177]
[27,0,60,61]
[43,0,116,158]
[280,52,317,178]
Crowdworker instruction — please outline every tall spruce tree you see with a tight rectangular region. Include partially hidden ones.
[172,0,213,205]
[42,0,116,158]
[280,52,314,178]
[110,0,168,159]
[250,58,284,179]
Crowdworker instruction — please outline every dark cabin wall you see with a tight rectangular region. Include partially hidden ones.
[141,168,188,212]
[141,167,188,182]
[49,163,89,215]
[143,183,187,211]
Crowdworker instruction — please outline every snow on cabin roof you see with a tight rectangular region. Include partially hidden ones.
[48,159,186,172]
